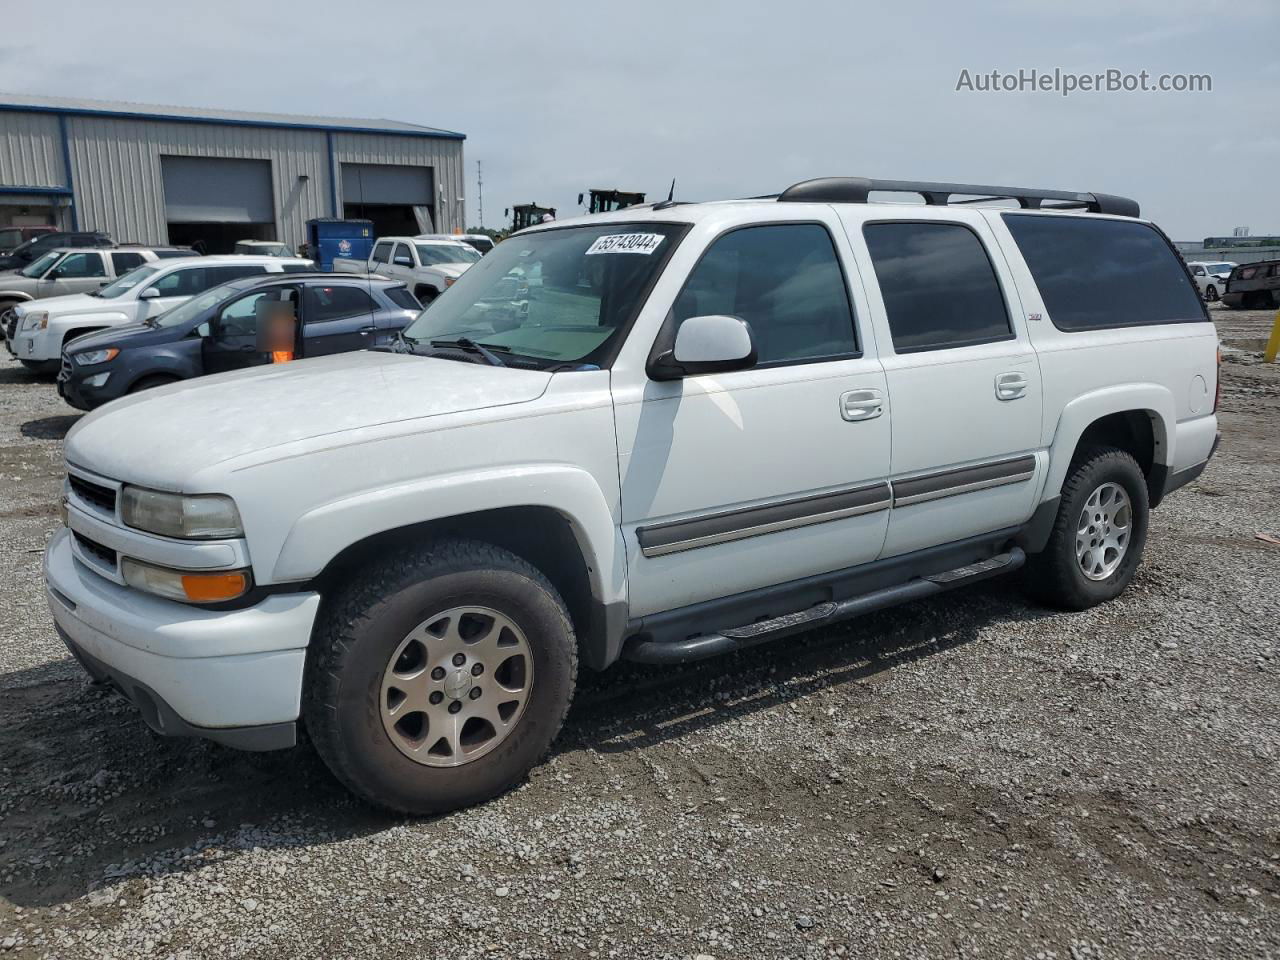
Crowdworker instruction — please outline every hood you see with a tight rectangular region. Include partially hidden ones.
[65,321,164,353]
[64,350,552,487]
[15,292,122,317]
[436,263,471,279]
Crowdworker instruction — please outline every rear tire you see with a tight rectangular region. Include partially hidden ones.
[1204,284,1218,302]
[303,538,577,815]
[1022,446,1149,611]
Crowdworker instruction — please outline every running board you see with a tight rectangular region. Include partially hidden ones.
[623,548,1025,665]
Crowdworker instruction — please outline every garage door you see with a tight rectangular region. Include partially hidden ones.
[161,156,275,223]
[341,164,433,205]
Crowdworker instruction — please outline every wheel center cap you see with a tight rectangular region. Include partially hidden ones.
[444,669,472,701]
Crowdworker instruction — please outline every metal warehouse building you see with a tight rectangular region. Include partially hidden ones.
[0,93,465,253]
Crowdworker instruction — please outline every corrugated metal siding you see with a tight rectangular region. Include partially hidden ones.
[0,110,65,187]
[65,116,331,247]
[332,133,465,233]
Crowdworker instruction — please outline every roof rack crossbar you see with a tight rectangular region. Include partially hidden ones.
[776,177,1139,217]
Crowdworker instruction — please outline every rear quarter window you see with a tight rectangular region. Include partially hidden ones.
[384,286,422,310]
[1002,214,1207,331]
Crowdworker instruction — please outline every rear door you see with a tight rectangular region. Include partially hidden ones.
[301,283,378,356]
[842,210,1044,558]
[201,285,300,374]
[110,251,147,279]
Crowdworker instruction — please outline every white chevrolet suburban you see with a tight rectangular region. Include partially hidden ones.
[333,236,481,304]
[45,177,1220,814]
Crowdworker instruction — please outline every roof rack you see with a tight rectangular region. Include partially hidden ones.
[775,177,1139,218]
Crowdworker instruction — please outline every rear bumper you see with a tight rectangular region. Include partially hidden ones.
[44,528,320,750]
[1161,430,1221,500]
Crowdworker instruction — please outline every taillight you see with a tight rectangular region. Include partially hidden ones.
[1214,345,1222,412]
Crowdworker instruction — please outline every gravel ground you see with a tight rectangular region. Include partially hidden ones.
[1,307,1278,959]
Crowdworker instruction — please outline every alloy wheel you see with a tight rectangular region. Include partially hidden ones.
[1075,482,1132,581]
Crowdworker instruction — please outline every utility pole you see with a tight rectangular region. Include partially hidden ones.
[476,160,484,229]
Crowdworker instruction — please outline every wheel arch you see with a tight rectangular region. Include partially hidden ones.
[1042,385,1175,508]
[271,466,629,670]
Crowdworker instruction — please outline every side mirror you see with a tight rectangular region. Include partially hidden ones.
[394,255,413,267]
[649,314,757,381]
[138,286,161,300]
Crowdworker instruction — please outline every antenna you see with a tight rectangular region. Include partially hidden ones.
[476,160,484,229]
[667,178,675,203]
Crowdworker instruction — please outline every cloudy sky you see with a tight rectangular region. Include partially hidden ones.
[1,0,1276,240]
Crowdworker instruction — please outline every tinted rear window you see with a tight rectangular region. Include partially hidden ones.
[1002,214,1206,331]
[384,286,421,310]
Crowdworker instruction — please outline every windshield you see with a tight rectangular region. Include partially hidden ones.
[235,242,291,256]
[20,251,61,278]
[97,264,161,299]
[153,280,246,328]
[403,222,685,366]
[415,243,481,265]
[1208,263,1234,273]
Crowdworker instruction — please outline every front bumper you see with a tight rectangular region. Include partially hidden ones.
[57,358,114,411]
[44,527,321,750]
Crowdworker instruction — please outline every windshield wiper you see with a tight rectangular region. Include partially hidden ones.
[429,336,508,367]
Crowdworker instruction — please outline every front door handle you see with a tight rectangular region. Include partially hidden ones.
[840,388,883,422]
[995,372,1029,401]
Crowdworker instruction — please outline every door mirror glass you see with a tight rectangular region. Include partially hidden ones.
[393,255,413,267]
[651,314,757,381]
[194,321,212,338]
[138,286,161,300]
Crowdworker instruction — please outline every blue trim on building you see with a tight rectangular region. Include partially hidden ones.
[326,131,338,217]
[0,185,73,196]
[0,101,466,141]
[56,113,78,230]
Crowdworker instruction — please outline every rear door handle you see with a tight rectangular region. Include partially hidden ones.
[840,388,884,422]
[995,372,1029,401]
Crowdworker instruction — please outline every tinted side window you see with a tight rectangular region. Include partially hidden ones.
[371,241,392,264]
[54,252,108,278]
[393,243,413,265]
[673,224,856,365]
[111,252,145,274]
[1003,214,1205,331]
[154,268,207,296]
[384,286,421,310]
[154,249,195,259]
[305,285,376,323]
[280,262,312,273]
[863,222,1011,353]
[209,265,267,286]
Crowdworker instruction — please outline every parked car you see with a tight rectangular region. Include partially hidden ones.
[45,176,1219,815]
[1220,258,1280,309]
[416,233,497,255]
[233,240,296,257]
[6,255,312,372]
[1186,260,1236,302]
[58,274,420,410]
[0,231,112,271]
[1,246,194,343]
[333,236,480,303]
[0,224,57,254]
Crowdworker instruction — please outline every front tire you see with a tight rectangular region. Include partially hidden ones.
[1022,446,1149,610]
[1204,284,1218,302]
[304,539,577,815]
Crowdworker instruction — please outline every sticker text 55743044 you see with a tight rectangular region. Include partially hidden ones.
[585,233,666,255]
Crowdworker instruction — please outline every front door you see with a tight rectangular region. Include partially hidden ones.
[38,251,108,298]
[844,212,1044,558]
[614,219,892,618]
[201,286,300,375]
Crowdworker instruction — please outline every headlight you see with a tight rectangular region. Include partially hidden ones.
[120,486,243,539]
[74,348,119,366]
[22,311,48,331]
[121,557,251,603]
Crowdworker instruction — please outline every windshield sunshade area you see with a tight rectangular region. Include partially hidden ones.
[20,251,61,278]
[95,264,161,299]
[402,222,686,368]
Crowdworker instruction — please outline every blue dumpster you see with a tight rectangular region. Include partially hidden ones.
[305,218,374,271]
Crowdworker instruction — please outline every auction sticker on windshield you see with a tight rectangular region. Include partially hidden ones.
[585,233,666,255]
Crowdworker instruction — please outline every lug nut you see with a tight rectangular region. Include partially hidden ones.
[431,667,446,681]
[448,700,462,714]
[429,691,443,705]
[469,687,482,700]
[471,663,484,676]
[452,653,466,667]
